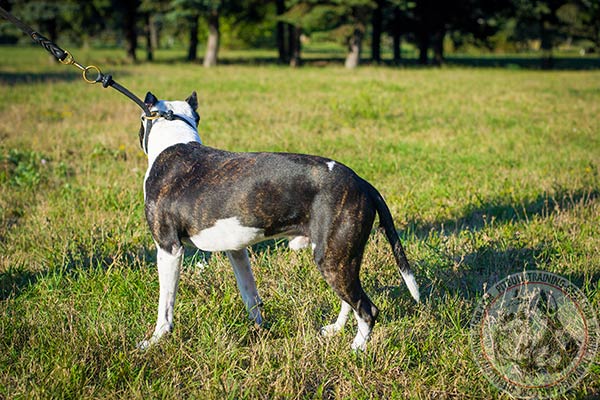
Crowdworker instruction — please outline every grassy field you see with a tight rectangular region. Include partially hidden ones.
[0,46,599,399]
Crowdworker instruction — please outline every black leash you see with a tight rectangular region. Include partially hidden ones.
[0,6,156,153]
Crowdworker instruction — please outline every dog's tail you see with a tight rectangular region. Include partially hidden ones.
[360,178,420,302]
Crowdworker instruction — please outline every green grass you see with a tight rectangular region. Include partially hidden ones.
[1,46,599,399]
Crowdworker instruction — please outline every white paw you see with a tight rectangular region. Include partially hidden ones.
[137,338,153,351]
[351,338,367,352]
[137,331,166,351]
[320,323,341,338]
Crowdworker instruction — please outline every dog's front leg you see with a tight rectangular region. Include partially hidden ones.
[138,245,183,350]
[226,249,263,326]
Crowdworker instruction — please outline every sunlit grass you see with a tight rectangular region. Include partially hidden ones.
[1,46,599,398]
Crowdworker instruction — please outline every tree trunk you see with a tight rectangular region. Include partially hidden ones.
[432,29,445,66]
[417,30,429,65]
[187,14,199,61]
[345,28,363,69]
[123,0,138,62]
[203,10,220,67]
[276,0,287,63]
[149,14,159,53]
[392,33,401,65]
[145,13,153,62]
[289,25,301,67]
[371,0,382,64]
[540,19,553,70]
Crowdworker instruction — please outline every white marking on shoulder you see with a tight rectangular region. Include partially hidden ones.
[289,236,310,250]
[189,217,264,252]
[326,161,336,171]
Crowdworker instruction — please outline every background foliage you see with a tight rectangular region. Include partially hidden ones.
[0,0,599,67]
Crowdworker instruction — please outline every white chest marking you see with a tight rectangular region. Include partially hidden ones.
[146,123,201,168]
[143,123,201,201]
[189,217,264,252]
[326,161,336,171]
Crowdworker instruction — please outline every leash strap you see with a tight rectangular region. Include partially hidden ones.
[0,5,154,152]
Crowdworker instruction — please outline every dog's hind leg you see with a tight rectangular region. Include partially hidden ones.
[138,245,183,350]
[316,252,379,351]
[227,249,263,326]
[312,189,379,351]
[313,238,378,350]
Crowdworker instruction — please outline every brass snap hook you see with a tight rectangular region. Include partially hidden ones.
[59,50,75,66]
[58,50,101,84]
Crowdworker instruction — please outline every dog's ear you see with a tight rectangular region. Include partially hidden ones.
[144,92,158,108]
[185,91,198,111]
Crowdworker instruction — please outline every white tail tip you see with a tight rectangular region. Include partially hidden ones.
[401,271,420,302]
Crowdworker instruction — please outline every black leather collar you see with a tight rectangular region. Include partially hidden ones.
[141,110,198,154]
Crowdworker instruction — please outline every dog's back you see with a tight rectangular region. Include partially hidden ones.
[144,142,366,252]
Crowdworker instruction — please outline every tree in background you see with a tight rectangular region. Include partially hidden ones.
[202,0,220,67]
[9,1,69,45]
[112,0,141,62]
[407,0,510,65]
[282,1,376,69]
[342,1,375,68]
[275,0,287,63]
[575,0,600,51]
[556,0,600,53]
[1,0,599,68]
[512,0,566,68]
[275,0,302,66]
[381,0,415,64]
[170,0,264,67]
[68,1,112,48]
[170,0,202,61]
[277,1,308,67]
[5,1,109,61]
[141,0,171,61]
[371,0,383,63]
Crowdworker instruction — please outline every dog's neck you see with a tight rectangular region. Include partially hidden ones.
[143,100,201,167]
[146,119,201,167]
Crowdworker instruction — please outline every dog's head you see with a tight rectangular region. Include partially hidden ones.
[139,91,201,152]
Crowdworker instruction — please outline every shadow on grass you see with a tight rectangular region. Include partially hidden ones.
[406,187,599,238]
[0,71,80,85]
[0,268,40,301]
[444,55,600,70]
[377,189,598,330]
[0,237,287,301]
[0,70,131,85]
[151,54,600,70]
[401,186,599,302]
[0,243,153,301]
